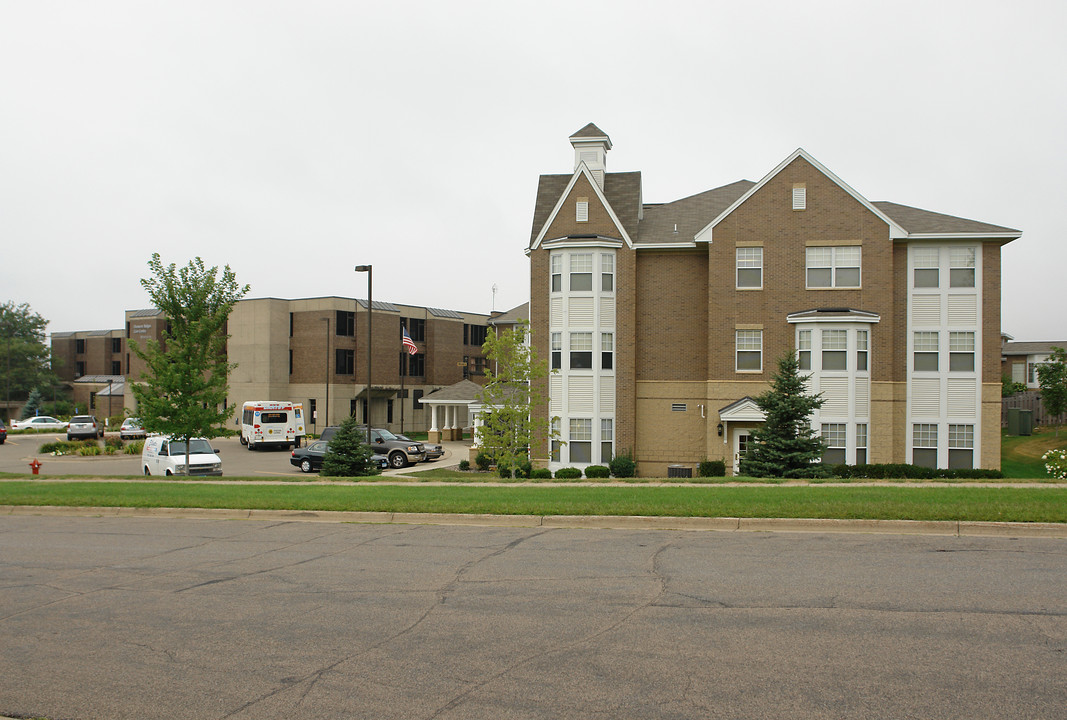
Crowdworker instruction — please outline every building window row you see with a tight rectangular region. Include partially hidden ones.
[819,422,868,465]
[405,317,426,342]
[558,417,613,465]
[913,331,975,372]
[556,332,613,371]
[550,251,615,294]
[735,330,762,372]
[912,423,974,469]
[912,247,976,289]
[733,246,862,290]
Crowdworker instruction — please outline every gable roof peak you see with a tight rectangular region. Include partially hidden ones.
[569,123,611,147]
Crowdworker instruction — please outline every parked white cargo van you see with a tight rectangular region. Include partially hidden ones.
[240,401,305,450]
[141,436,223,476]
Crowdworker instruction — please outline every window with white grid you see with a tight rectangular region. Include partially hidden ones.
[913,423,938,468]
[601,253,614,292]
[736,330,762,372]
[949,331,975,372]
[550,332,561,370]
[806,246,860,288]
[821,423,846,465]
[550,418,561,463]
[569,332,592,369]
[601,419,613,463]
[569,418,592,464]
[856,423,868,465]
[948,423,974,469]
[822,329,848,371]
[913,248,939,288]
[601,332,613,370]
[950,247,976,288]
[570,253,593,292]
[550,254,562,293]
[798,329,811,371]
[914,331,939,371]
[736,247,763,289]
[857,330,869,372]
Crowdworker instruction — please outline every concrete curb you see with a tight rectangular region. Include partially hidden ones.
[2,505,1066,538]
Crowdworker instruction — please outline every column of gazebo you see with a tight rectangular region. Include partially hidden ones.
[428,404,441,443]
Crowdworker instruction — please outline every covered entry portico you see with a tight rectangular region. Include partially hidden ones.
[420,380,483,442]
[718,397,766,476]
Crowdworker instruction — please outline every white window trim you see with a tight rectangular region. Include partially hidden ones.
[806,246,862,289]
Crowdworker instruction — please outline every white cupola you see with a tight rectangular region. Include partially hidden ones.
[569,123,611,189]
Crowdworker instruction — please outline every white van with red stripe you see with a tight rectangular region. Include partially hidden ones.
[240,401,305,450]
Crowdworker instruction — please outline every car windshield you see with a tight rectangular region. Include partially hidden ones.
[376,429,399,441]
[168,439,214,455]
[124,419,141,428]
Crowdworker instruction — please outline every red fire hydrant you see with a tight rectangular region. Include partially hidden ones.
[29,458,42,475]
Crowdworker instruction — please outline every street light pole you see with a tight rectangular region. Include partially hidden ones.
[323,316,330,428]
[354,265,372,444]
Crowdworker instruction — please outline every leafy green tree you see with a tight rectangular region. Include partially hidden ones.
[129,254,249,473]
[1002,374,1027,397]
[0,301,59,407]
[321,415,379,477]
[1036,346,1067,436]
[739,353,827,478]
[477,320,558,479]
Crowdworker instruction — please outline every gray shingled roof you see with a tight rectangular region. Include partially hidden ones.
[528,171,643,247]
[1003,342,1067,355]
[569,123,609,141]
[637,180,754,245]
[872,201,1020,236]
[420,379,486,403]
[489,302,529,325]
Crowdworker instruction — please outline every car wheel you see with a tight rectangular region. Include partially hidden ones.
[165,469,172,476]
[389,452,407,469]
[239,435,247,446]
[247,441,255,451]
[300,459,313,473]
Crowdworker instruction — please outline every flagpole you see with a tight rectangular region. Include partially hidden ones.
[399,323,406,434]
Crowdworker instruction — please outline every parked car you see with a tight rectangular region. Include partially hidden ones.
[290,440,388,474]
[141,436,222,476]
[120,418,146,440]
[0,421,6,444]
[396,433,443,462]
[11,416,67,431]
[67,415,104,441]
[317,426,426,468]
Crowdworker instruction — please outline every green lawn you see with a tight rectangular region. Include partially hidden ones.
[0,482,1064,523]
[1001,425,1067,479]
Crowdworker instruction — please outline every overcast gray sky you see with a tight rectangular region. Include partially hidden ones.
[3,0,1064,342]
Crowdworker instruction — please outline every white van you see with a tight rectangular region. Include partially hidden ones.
[240,401,304,450]
[141,436,223,476]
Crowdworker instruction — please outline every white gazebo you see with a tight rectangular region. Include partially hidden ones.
[419,379,485,443]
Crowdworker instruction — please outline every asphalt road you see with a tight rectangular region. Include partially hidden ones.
[1,516,1064,719]
[0,433,453,477]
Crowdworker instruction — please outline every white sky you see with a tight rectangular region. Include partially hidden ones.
[2,0,1065,342]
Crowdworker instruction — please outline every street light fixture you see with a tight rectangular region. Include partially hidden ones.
[354,265,372,444]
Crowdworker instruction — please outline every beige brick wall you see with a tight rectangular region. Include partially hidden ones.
[635,251,708,382]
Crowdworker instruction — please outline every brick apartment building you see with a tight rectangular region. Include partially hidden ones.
[528,124,1021,476]
[52,297,494,434]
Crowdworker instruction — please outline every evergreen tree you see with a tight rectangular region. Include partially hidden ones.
[321,415,379,477]
[739,353,827,478]
[20,387,43,419]
[129,254,249,473]
[477,321,557,480]
[1036,346,1067,436]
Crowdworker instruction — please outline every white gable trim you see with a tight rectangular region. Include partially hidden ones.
[694,148,908,244]
[531,163,634,251]
[719,397,766,423]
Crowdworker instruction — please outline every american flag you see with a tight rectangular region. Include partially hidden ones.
[402,327,418,355]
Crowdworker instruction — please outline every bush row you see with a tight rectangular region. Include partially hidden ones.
[469,452,637,479]
[39,438,145,457]
[825,463,1003,480]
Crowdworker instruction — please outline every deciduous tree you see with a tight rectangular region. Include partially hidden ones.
[129,254,249,473]
[738,353,827,478]
[477,321,557,479]
[1036,346,1067,436]
[0,301,59,408]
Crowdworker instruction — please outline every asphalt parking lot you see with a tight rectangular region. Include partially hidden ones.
[0,433,464,477]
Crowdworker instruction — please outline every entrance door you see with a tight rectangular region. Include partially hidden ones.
[733,430,751,476]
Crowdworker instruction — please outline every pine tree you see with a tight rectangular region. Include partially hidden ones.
[20,387,43,419]
[739,353,827,478]
[321,415,379,477]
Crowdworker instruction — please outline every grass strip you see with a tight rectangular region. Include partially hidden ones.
[0,482,1064,523]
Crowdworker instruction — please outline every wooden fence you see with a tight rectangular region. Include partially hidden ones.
[1002,391,1067,427]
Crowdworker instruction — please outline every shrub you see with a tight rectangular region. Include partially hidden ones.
[105,436,124,451]
[1044,449,1067,479]
[41,440,81,456]
[827,463,1003,480]
[530,468,553,479]
[698,459,726,477]
[321,416,379,477]
[584,465,610,479]
[458,460,470,471]
[77,444,102,456]
[609,452,636,478]
[475,453,492,472]
[124,440,145,455]
[498,460,532,479]
[554,467,582,480]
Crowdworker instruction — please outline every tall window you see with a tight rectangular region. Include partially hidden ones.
[570,254,593,292]
[821,423,847,465]
[736,247,763,288]
[913,248,939,288]
[949,332,975,371]
[76,339,85,354]
[856,424,868,465]
[569,419,592,463]
[950,247,976,288]
[406,317,426,342]
[821,329,848,370]
[856,330,869,372]
[336,311,355,336]
[798,329,812,370]
[570,332,592,369]
[406,353,425,377]
[601,332,613,370]
[601,254,614,292]
[550,332,561,370]
[550,254,562,292]
[309,398,317,424]
[914,332,939,371]
[111,337,122,353]
[948,424,974,469]
[111,360,122,375]
[806,246,860,288]
[550,418,561,462]
[601,419,613,463]
[289,312,294,338]
[336,349,354,375]
[465,324,487,347]
[736,330,762,371]
[913,424,938,468]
